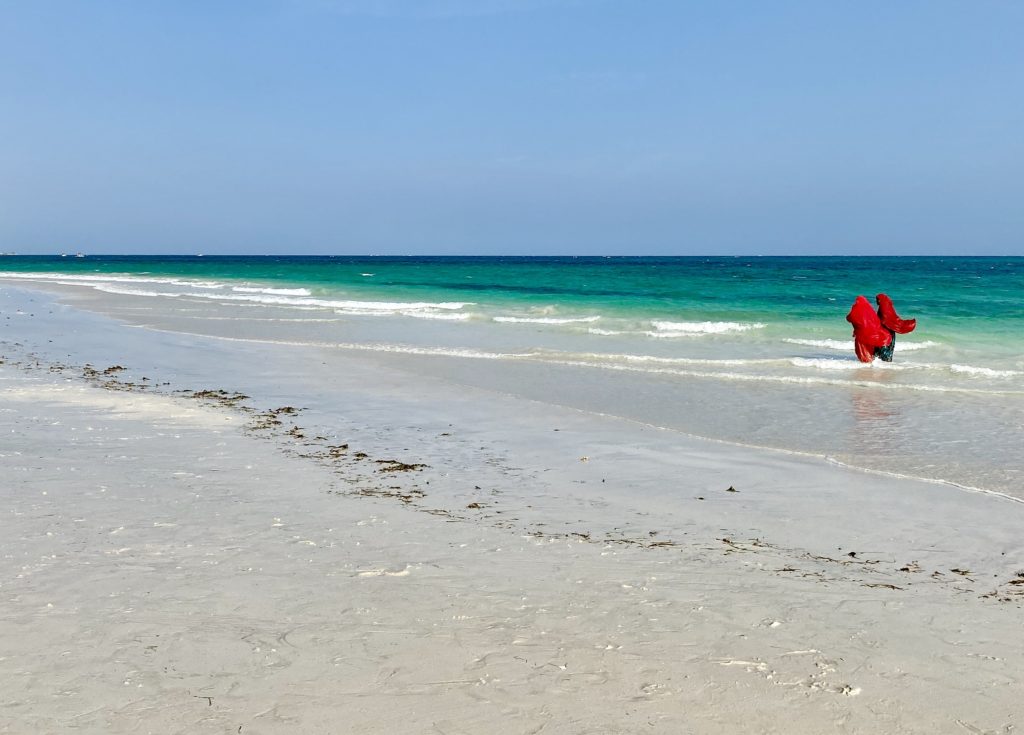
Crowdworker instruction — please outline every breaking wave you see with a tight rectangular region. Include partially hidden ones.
[784,337,940,352]
[493,315,601,324]
[950,364,1021,378]
[789,357,907,371]
[651,320,766,335]
[232,286,312,296]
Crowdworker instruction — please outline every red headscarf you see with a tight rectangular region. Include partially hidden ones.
[846,295,892,362]
[875,293,916,334]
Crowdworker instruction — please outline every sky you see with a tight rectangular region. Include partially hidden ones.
[1,0,1022,255]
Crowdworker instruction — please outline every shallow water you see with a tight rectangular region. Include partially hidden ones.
[2,255,1021,495]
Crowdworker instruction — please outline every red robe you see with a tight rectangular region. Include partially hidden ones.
[846,295,891,362]
[875,293,917,334]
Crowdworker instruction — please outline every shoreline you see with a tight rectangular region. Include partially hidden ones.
[4,275,1022,500]
[2,284,1023,733]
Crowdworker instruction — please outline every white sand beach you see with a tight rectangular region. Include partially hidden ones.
[2,283,1022,734]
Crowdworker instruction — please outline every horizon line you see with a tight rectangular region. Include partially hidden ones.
[2,253,1022,259]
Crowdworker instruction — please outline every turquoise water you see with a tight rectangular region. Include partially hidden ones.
[2,255,1022,495]
[1,254,1020,338]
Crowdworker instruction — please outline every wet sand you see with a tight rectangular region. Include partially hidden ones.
[2,284,1022,734]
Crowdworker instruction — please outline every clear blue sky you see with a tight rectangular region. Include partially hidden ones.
[1,0,1021,255]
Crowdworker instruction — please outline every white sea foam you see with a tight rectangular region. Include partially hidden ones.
[185,291,472,312]
[232,286,312,296]
[587,328,626,336]
[352,344,531,359]
[644,330,703,339]
[556,351,778,367]
[905,341,942,352]
[1,271,475,317]
[784,338,940,352]
[950,364,1021,378]
[651,320,766,334]
[87,284,181,298]
[493,315,601,325]
[198,316,344,322]
[404,311,472,321]
[897,341,941,351]
[789,357,905,371]
[331,308,403,317]
[539,357,1019,395]
[783,338,852,350]
[0,271,224,289]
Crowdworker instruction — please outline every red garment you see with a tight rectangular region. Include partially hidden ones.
[846,295,891,362]
[875,293,917,334]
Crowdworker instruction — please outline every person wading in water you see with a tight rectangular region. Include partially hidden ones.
[846,293,917,363]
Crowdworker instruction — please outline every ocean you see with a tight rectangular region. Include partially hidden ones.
[2,255,1021,497]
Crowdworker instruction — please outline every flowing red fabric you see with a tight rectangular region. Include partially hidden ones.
[846,295,891,362]
[875,293,917,334]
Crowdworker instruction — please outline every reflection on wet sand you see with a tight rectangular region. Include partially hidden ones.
[849,388,902,457]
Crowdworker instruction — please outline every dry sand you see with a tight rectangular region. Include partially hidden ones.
[1,284,1022,734]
